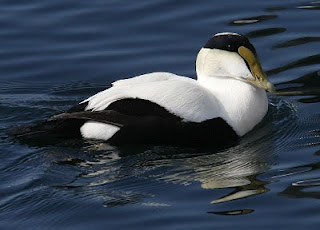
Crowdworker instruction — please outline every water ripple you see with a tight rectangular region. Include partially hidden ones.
[266,54,320,76]
[246,28,286,38]
[297,1,320,10]
[273,37,320,49]
[229,14,277,25]
[275,70,320,102]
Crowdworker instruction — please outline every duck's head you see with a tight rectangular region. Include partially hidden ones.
[196,32,275,93]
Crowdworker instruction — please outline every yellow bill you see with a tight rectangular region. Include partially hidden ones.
[238,46,275,93]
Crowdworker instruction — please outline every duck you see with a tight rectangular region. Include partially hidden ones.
[12,32,275,146]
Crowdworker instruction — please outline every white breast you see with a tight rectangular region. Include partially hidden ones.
[198,76,268,136]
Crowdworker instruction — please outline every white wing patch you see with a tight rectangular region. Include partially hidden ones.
[82,72,223,122]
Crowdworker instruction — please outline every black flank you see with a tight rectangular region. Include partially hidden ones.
[10,98,238,147]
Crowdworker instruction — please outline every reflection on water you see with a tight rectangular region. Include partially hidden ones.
[267,55,320,76]
[275,71,320,102]
[229,15,277,25]
[273,37,320,49]
[296,1,320,10]
[54,143,271,208]
[209,209,254,216]
[267,160,320,199]
[246,28,286,38]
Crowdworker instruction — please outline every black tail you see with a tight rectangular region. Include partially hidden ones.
[8,118,86,144]
[8,110,125,145]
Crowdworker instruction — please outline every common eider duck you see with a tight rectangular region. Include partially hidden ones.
[12,32,275,146]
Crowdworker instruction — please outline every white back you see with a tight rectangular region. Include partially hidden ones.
[83,72,223,122]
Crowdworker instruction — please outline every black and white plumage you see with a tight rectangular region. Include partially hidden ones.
[12,32,275,146]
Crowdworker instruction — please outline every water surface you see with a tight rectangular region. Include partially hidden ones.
[0,0,319,229]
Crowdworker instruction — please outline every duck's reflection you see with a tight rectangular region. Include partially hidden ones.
[278,160,320,200]
[55,119,274,209]
[149,134,272,204]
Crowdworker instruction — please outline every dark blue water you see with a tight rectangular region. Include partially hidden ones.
[1,0,319,229]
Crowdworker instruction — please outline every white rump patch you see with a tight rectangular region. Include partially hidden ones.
[80,121,120,141]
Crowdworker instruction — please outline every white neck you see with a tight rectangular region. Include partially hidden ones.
[197,76,268,136]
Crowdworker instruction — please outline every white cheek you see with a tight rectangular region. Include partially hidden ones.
[80,121,120,141]
[196,48,253,80]
[228,56,253,80]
